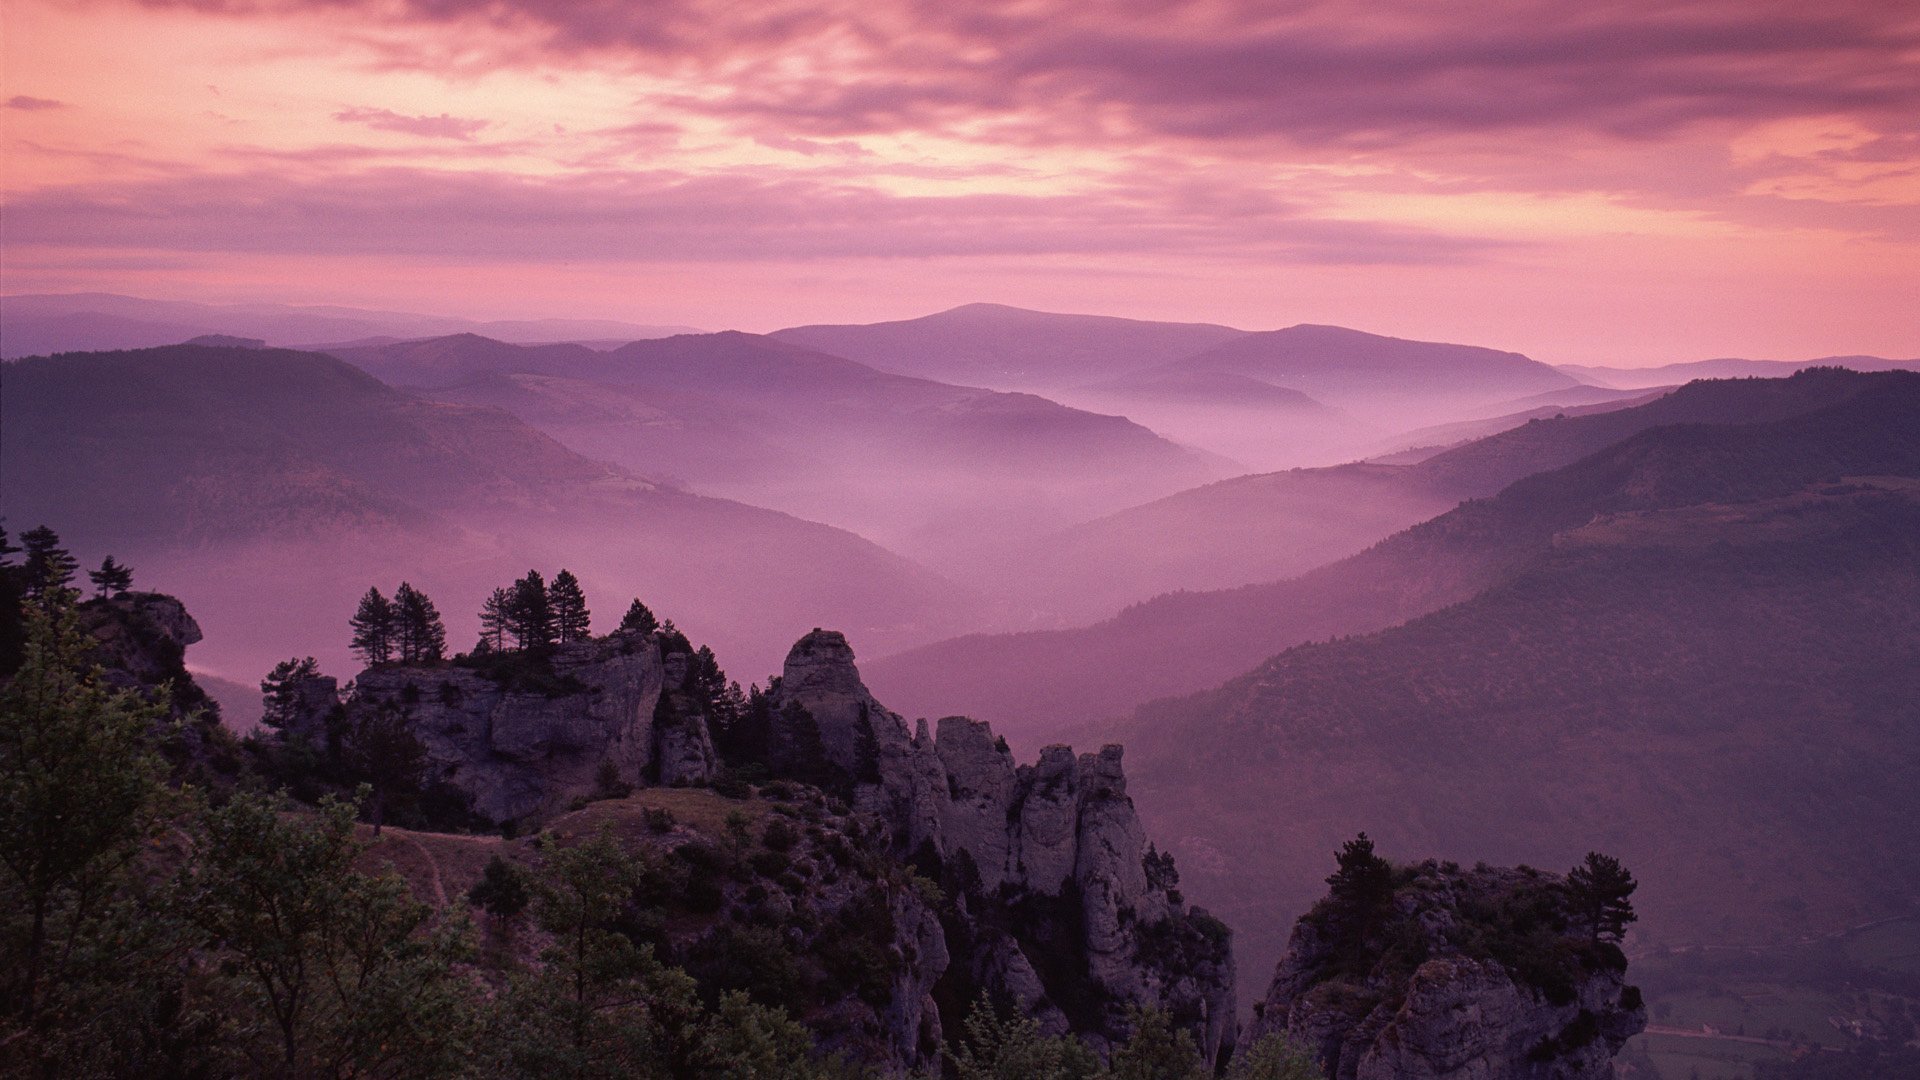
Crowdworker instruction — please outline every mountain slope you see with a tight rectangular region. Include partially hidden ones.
[770,303,1246,390]
[1,344,973,685]
[1122,387,1920,984]
[863,369,1915,737]
[1159,323,1579,408]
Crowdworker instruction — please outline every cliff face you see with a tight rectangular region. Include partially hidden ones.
[771,629,1237,1066]
[302,630,713,824]
[1251,862,1645,1080]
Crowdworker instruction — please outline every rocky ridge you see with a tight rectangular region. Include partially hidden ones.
[1251,861,1646,1079]
[280,625,1236,1069]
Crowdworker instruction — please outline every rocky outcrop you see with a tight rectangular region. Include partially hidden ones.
[768,629,1237,1068]
[297,629,728,824]
[1251,862,1646,1080]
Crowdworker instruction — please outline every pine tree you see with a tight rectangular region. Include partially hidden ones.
[393,582,447,664]
[479,588,513,651]
[86,556,134,598]
[260,656,322,732]
[617,598,658,636]
[1567,852,1638,944]
[508,571,553,650]
[349,587,395,666]
[547,569,590,644]
[19,526,78,602]
[1326,832,1393,912]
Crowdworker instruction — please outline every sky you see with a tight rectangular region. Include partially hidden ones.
[2,0,1917,366]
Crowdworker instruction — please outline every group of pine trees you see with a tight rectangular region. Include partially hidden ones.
[1,524,136,604]
[351,567,672,668]
[475,569,593,652]
[349,582,449,665]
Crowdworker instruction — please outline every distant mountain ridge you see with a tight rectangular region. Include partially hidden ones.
[1560,355,1920,388]
[771,302,1248,390]
[864,368,1913,736]
[1156,323,1579,405]
[0,292,699,358]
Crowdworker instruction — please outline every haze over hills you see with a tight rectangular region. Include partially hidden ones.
[0,292,699,358]
[865,368,1910,737]
[328,329,1230,562]
[1121,379,1920,988]
[770,302,1246,391]
[1560,355,1920,388]
[1,343,974,684]
[771,304,1598,470]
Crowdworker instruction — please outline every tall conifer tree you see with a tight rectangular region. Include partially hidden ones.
[548,569,590,644]
[349,587,395,666]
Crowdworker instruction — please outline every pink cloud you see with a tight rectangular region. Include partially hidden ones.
[132,1,1920,151]
[1,166,1507,265]
[7,95,70,111]
[334,105,487,139]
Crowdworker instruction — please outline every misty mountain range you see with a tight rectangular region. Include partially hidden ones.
[5,295,1917,1015]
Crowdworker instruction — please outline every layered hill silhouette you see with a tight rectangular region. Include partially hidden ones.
[770,302,1245,390]
[1121,377,1920,987]
[1,344,972,685]
[331,329,1228,560]
[1154,323,1578,415]
[0,292,696,357]
[865,369,1912,735]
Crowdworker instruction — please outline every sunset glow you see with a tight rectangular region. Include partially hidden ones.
[4,0,1917,363]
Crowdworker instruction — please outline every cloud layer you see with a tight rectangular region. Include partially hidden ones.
[3,0,1916,362]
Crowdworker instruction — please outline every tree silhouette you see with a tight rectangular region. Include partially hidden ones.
[393,582,446,664]
[479,587,512,651]
[617,598,658,636]
[349,587,395,666]
[19,526,78,603]
[548,569,590,644]
[86,556,134,599]
[508,571,553,650]
[260,656,322,732]
[1567,852,1638,943]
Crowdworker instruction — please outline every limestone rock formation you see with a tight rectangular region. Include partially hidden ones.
[767,629,1238,1068]
[297,628,729,824]
[1251,861,1646,1080]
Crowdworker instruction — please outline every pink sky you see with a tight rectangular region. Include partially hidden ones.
[3,0,1917,365]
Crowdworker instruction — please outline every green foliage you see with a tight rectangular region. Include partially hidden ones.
[947,992,1102,1080]
[468,855,532,921]
[1109,1006,1209,1080]
[483,829,703,1078]
[1227,1030,1322,1080]
[176,790,478,1076]
[0,596,172,1061]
